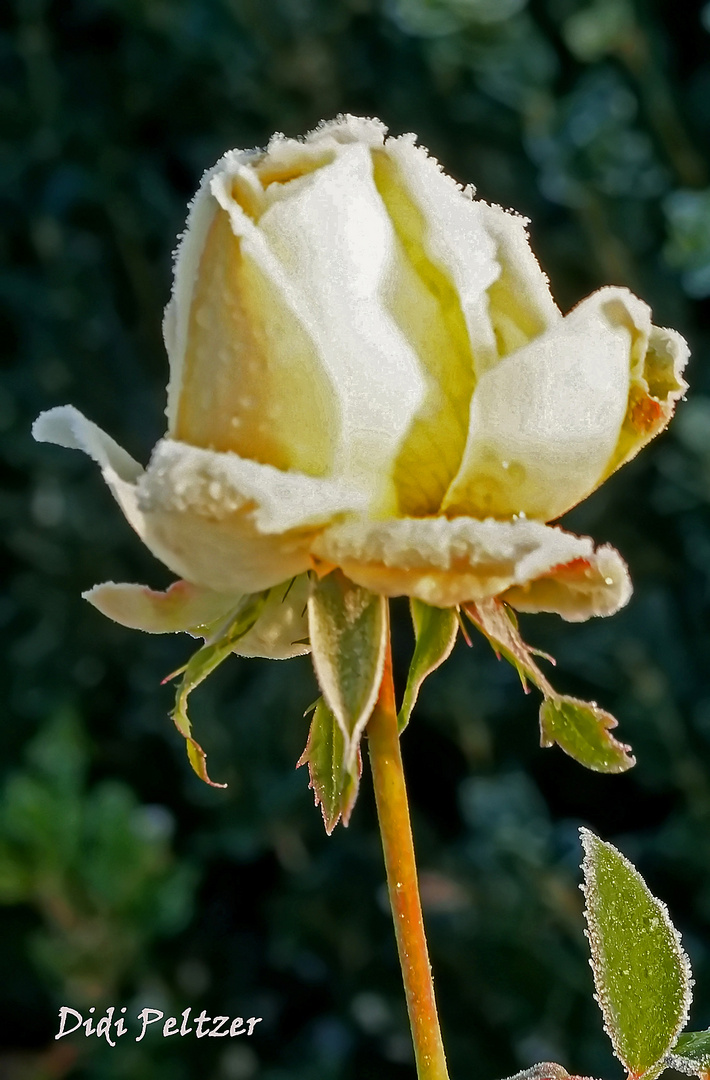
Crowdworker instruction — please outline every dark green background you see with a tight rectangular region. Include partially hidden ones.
[3,0,710,1077]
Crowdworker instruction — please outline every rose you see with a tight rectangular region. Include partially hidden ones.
[33,115,688,656]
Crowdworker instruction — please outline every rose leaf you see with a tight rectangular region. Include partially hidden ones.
[540,696,634,773]
[581,829,693,1079]
[670,1031,710,1076]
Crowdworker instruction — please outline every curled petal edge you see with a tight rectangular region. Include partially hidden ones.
[85,576,311,659]
[311,516,632,619]
[32,407,366,594]
[33,405,146,537]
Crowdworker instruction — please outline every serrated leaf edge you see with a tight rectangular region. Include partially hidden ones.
[540,695,635,774]
[580,828,693,1078]
[297,698,362,835]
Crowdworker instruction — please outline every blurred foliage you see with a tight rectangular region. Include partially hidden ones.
[0,710,196,1003]
[2,0,710,1078]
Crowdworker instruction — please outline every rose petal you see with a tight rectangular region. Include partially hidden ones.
[378,133,501,367]
[135,439,367,592]
[311,515,628,616]
[32,405,146,537]
[251,139,428,511]
[476,201,561,365]
[500,546,631,622]
[233,575,311,659]
[33,407,366,594]
[83,579,240,635]
[601,321,688,481]
[169,169,338,478]
[369,138,490,514]
[442,288,650,522]
[84,576,311,658]
[163,115,386,436]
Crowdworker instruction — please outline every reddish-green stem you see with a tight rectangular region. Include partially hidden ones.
[367,643,450,1080]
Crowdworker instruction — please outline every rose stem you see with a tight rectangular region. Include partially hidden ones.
[367,638,450,1080]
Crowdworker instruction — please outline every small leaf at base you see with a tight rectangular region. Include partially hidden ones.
[540,696,634,773]
[297,698,362,834]
[580,829,693,1078]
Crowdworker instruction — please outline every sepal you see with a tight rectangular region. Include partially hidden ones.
[297,698,362,834]
[308,570,388,771]
[398,601,458,731]
[169,592,268,786]
[464,598,634,773]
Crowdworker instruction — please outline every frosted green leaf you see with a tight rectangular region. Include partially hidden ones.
[501,1062,566,1080]
[297,698,362,834]
[670,1030,710,1075]
[501,1064,571,1080]
[540,696,634,773]
[464,599,633,773]
[501,1067,601,1080]
[170,591,268,787]
[398,600,458,731]
[308,570,388,770]
[581,829,693,1078]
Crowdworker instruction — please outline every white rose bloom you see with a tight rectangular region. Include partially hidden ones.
[33,115,688,655]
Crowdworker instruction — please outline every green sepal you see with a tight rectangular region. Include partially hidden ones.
[170,591,268,787]
[464,598,634,773]
[398,601,458,731]
[297,698,362,834]
[308,570,387,770]
[580,829,693,1078]
[670,1031,710,1076]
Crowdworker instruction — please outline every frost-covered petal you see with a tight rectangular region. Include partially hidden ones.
[33,407,366,595]
[233,574,311,659]
[601,322,688,481]
[443,288,650,522]
[249,138,428,511]
[135,439,367,593]
[369,136,492,514]
[169,116,433,513]
[500,544,631,621]
[476,201,560,363]
[167,165,338,478]
[83,575,311,659]
[32,406,146,537]
[311,515,627,614]
[83,579,240,635]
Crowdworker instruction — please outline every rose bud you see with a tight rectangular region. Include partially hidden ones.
[34,115,688,649]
